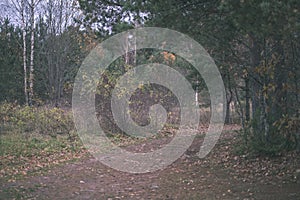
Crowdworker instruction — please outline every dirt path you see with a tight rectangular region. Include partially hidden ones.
[1,128,300,199]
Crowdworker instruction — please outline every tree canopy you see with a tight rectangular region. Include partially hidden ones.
[0,0,299,154]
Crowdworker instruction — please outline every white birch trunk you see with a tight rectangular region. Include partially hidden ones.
[28,0,39,105]
[21,0,28,105]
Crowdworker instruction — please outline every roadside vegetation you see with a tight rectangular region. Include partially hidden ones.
[0,102,85,180]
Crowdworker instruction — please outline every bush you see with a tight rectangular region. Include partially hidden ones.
[237,114,299,156]
[273,114,300,151]
[0,102,74,136]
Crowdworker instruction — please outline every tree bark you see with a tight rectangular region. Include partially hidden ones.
[245,77,250,122]
[225,69,233,124]
[28,0,36,105]
[21,0,28,105]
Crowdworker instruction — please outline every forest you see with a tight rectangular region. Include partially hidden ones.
[0,0,299,199]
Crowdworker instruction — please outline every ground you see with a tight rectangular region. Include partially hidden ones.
[1,125,299,200]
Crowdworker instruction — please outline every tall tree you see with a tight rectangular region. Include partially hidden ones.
[28,0,41,105]
[7,0,29,104]
[0,19,23,102]
[79,0,300,152]
[21,0,28,104]
[7,0,41,105]
[35,0,83,105]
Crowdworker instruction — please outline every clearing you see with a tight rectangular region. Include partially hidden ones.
[1,125,299,199]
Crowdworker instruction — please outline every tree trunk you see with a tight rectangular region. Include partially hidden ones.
[225,99,231,124]
[245,77,250,122]
[225,69,233,124]
[249,36,263,130]
[21,0,28,105]
[261,94,269,141]
[28,0,35,105]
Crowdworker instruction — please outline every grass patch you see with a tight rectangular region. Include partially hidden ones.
[0,131,82,157]
[0,130,85,181]
[0,103,85,179]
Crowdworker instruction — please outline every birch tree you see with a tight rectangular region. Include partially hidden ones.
[22,0,28,104]
[7,0,41,105]
[28,0,41,105]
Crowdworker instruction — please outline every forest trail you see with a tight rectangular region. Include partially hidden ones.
[1,127,299,199]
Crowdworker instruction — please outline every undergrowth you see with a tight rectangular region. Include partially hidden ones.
[0,102,85,180]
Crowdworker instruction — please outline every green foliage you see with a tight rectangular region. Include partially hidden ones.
[0,127,84,181]
[0,102,84,179]
[245,130,288,157]
[0,132,80,158]
[0,15,89,105]
[273,114,300,150]
[238,112,299,156]
[0,19,23,103]
[0,0,298,157]
[34,23,86,104]
[0,102,74,136]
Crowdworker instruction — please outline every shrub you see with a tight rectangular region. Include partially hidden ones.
[0,102,74,136]
[237,113,299,156]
